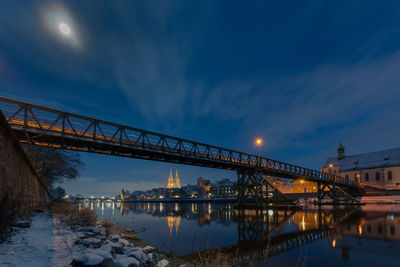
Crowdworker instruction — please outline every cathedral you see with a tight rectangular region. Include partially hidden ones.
[167,168,181,188]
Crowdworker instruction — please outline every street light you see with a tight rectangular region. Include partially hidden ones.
[255,138,263,157]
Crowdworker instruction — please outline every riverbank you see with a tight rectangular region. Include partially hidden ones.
[0,211,186,267]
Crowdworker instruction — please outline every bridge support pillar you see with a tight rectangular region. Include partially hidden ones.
[317,183,360,205]
[237,171,290,206]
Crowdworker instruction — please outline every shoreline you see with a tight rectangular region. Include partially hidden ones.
[0,211,186,267]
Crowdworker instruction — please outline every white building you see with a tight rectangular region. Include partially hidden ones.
[320,144,400,190]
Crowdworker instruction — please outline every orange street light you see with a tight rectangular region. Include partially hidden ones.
[255,138,263,158]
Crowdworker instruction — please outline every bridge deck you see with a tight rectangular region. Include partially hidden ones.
[0,97,357,188]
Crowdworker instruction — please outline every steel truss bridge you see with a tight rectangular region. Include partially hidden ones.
[0,97,361,204]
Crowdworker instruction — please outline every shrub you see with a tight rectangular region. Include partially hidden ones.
[51,202,97,227]
[0,193,29,242]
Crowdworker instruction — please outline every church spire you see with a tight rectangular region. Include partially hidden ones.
[167,168,174,188]
[174,169,181,188]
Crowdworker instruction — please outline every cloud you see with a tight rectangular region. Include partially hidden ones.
[186,51,400,165]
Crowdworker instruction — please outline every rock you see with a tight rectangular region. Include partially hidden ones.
[149,253,168,264]
[128,248,148,262]
[71,253,104,266]
[119,238,130,246]
[100,258,116,267]
[142,246,155,253]
[87,244,113,260]
[76,237,103,248]
[156,259,169,267]
[109,235,121,242]
[117,257,140,267]
[111,242,125,255]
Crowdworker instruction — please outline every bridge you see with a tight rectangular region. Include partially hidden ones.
[0,97,361,205]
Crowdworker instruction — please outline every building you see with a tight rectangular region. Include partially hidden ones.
[210,179,235,198]
[269,178,294,193]
[293,180,317,193]
[166,168,182,189]
[197,177,210,187]
[120,188,130,201]
[321,144,400,190]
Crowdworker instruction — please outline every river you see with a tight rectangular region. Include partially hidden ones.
[82,198,400,266]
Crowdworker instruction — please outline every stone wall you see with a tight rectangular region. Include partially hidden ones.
[0,111,48,207]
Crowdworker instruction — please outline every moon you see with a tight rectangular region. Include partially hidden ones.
[59,23,71,36]
[41,3,82,48]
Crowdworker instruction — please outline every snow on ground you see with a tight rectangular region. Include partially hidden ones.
[0,213,79,267]
[0,213,175,267]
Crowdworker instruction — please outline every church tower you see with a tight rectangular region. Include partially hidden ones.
[167,168,175,188]
[338,142,345,160]
[174,169,181,188]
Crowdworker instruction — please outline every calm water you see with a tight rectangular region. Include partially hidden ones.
[83,200,400,266]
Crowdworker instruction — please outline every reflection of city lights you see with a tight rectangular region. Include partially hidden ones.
[301,215,306,230]
[358,225,362,235]
[332,239,336,247]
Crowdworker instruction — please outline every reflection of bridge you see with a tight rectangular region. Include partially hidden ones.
[181,208,355,266]
[0,97,361,205]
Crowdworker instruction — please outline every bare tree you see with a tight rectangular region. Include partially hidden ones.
[22,145,84,188]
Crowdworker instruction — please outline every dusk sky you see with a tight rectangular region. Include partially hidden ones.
[1,1,400,196]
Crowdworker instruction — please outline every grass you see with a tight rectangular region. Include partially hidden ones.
[50,202,97,227]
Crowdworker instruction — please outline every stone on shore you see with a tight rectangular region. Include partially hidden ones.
[127,248,149,262]
[116,256,140,267]
[77,237,104,248]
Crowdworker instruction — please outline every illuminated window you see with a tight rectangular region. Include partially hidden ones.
[388,171,392,180]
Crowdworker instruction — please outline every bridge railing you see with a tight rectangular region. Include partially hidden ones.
[0,97,354,187]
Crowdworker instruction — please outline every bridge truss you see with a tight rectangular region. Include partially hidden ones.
[0,97,360,204]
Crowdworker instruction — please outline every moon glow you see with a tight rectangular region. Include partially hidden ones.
[59,23,71,36]
[41,3,81,48]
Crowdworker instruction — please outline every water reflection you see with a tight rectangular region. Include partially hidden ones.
[84,201,400,266]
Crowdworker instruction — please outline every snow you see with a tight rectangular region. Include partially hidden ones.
[322,147,400,171]
[118,238,130,246]
[127,248,148,262]
[0,213,172,267]
[0,213,80,267]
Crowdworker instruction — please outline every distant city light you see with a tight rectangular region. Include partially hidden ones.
[329,164,333,168]
[255,138,262,145]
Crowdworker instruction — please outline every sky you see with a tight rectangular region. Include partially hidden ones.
[1,1,400,197]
